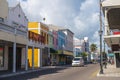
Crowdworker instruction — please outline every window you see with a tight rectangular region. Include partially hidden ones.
[12,22,18,28]
[0,46,4,67]
[18,14,21,18]
[0,17,4,22]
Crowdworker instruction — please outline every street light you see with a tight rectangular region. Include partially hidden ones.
[99,0,103,74]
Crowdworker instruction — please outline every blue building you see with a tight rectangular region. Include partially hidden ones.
[57,30,66,65]
[57,30,66,49]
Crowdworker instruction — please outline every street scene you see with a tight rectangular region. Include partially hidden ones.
[1,64,120,80]
[0,0,120,80]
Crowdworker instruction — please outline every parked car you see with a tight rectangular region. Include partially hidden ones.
[72,57,84,67]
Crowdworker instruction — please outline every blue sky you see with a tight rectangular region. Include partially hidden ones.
[7,0,100,45]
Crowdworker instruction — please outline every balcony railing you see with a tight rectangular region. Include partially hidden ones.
[110,29,120,35]
[28,31,45,44]
[0,22,27,37]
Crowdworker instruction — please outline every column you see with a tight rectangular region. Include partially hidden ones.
[40,48,42,67]
[48,48,50,58]
[13,42,16,73]
[32,46,34,69]
[25,45,28,70]
[105,8,109,36]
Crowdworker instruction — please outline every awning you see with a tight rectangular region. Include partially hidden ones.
[58,50,63,54]
[104,35,120,47]
[63,50,73,56]
[108,53,114,57]
[50,48,58,54]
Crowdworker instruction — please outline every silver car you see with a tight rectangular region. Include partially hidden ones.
[72,57,84,67]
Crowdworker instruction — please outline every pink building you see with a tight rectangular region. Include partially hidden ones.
[53,30,58,50]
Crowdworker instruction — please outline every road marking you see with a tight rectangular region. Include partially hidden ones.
[90,70,99,79]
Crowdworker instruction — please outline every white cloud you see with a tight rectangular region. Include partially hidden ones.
[73,0,99,42]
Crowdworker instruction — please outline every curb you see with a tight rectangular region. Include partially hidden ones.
[97,71,120,77]
[0,68,47,78]
[0,65,71,78]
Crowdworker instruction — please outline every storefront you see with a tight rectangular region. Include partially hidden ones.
[0,45,4,67]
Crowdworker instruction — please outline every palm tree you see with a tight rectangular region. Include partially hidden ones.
[90,43,97,63]
[90,43,97,52]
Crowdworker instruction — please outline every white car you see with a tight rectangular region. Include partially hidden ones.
[72,57,84,67]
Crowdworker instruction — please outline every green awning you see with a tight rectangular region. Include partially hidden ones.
[108,53,114,57]
[50,48,58,54]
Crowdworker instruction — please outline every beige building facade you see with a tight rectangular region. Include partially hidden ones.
[102,0,120,68]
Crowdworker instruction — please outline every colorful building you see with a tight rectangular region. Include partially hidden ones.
[28,31,45,68]
[28,22,49,67]
[57,30,66,65]
[47,25,74,65]
[47,25,59,65]
[60,29,74,64]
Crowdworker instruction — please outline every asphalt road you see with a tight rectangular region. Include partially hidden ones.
[1,64,120,80]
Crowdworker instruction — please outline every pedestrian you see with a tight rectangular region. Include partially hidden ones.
[111,59,114,65]
[110,58,113,65]
[103,58,107,68]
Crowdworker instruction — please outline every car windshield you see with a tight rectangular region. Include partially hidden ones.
[73,58,80,61]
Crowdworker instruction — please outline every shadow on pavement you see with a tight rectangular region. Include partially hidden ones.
[0,67,70,80]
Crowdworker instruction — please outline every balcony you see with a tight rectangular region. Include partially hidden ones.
[0,22,28,44]
[28,31,45,48]
[104,29,120,47]
[103,5,120,47]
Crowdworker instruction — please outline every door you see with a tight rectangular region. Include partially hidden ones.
[115,53,120,68]
[8,47,13,71]
[8,47,22,71]
[16,48,22,70]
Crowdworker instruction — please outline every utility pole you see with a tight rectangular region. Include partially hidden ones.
[99,0,103,74]
[104,40,105,52]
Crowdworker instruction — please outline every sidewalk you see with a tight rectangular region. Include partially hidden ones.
[0,65,71,78]
[97,64,120,77]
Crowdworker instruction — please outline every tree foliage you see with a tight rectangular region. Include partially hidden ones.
[81,52,88,58]
[90,43,97,52]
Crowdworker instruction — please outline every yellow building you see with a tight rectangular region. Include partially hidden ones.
[28,22,49,67]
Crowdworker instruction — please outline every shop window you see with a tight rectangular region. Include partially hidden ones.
[18,14,21,18]
[0,46,4,67]
[0,17,4,22]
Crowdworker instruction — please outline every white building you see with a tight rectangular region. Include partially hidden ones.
[73,37,82,57]
[0,1,28,72]
[7,3,28,31]
[102,0,120,68]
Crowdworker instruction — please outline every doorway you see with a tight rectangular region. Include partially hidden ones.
[115,53,120,68]
[8,47,22,71]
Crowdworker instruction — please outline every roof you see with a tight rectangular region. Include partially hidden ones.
[9,3,28,21]
[102,0,120,7]
[59,29,74,34]
[48,24,65,31]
